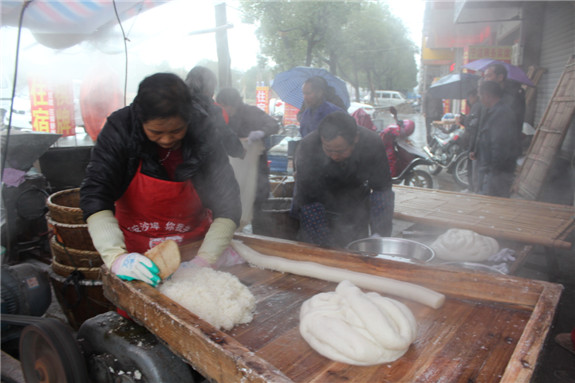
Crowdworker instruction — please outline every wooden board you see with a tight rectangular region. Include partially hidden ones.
[102,234,562,383]
[513,54,575,200]
[393,185,575,249]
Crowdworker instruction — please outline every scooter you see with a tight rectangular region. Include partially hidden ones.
[381,107,434,188]
[423,120,470,189]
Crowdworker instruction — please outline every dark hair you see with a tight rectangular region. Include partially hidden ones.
[487,63,507,81]
[479,80,504,99]
[134,73,194,123]
[216,87,243,108]
[185,66,217,98]
[466,89,478,98]
[304,76,328,95]
[318,111,358,144]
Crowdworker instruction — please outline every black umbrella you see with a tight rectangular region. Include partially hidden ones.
[427,73,480,99]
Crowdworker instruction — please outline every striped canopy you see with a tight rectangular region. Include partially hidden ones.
[1,0,169,48]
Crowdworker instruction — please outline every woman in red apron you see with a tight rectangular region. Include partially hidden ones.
[80,73,241,286]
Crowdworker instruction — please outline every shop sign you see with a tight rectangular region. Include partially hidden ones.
[464,45,512,63]
[256,84,269,114]
[28,77,75,136]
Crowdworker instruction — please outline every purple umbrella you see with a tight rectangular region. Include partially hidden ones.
[463,59,535,87]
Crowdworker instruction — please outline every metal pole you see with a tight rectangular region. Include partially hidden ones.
[215,3,232,88]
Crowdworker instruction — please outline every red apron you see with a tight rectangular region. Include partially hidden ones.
[115,162,212,254]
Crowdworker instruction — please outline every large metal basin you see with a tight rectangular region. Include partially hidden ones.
[346,237,435,263]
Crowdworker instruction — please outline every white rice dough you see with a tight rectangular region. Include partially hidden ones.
[300,280,417,365]
[231,240,445,309]
[431,229,499,262]
[159,266,255,330]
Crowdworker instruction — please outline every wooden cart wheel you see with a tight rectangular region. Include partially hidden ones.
[19,318,89,383]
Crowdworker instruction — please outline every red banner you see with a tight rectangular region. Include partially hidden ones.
[256,86,269,114]
[283,103,300,126]
[29,77,75,136]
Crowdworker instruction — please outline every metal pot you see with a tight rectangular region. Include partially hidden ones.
[346,237,435,263]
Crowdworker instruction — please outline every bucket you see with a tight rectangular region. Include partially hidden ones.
[269,176,294,198]
[252,198,299,241]
[50,236,102,268]
[48,268,114,331]
[46,188,84,224]
[46,216,96,251]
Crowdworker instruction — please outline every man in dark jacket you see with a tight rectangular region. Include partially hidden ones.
[462,89,482,192]
[293,111,394,248]
[483,63,525,147]
[216,87,280,220]
[185,66,245,158]
[475,81,520,197]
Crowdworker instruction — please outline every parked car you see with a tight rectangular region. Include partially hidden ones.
[347,102,375,117]
[362,90,408,108]
[2,96,33,130]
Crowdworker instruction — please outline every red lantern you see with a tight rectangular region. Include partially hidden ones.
[80,66,124,141]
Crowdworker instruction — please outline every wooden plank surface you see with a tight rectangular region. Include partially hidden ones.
[102,234,563,383]
[393,185,575,249]
[513,54,575,200]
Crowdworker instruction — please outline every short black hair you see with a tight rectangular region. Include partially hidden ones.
[134,73,194,123]
[318,111,358,144]
[479,80,504,99]
[304,76,328,94]
[216,87,243,108]
[487,63,507,81]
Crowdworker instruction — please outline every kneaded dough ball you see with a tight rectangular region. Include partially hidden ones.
[431,229,499,262]
[159,267,255,330]
[299,280,417,366]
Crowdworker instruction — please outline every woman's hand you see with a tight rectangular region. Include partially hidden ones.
[111,253,161,287]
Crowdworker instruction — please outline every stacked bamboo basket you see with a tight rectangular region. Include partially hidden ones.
[46,188,114,329]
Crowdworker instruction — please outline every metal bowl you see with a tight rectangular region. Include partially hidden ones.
[346,237,435,263]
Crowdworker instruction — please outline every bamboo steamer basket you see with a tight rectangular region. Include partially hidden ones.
[46,188,85,224]
[46,216,97,251]
[48,268,114,330]
[51,258,102,281]
[50,236,102,268]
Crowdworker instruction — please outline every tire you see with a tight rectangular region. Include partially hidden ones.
[427,162,442,175]
[404,169,434,189]
[453,152,470,189]
[19,318,89,383]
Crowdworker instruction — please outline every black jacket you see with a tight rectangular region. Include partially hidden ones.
[80,104,241,225]
[476,100,520,173]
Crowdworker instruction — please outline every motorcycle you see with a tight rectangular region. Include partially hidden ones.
[423,119,470,189]
[381,107,434,188]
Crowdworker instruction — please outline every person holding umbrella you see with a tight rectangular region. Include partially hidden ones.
[299,76,344,137]
[482,63,526,143]
[474,81,520,197]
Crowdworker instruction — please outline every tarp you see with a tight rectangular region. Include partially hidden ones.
[1,0,170,48]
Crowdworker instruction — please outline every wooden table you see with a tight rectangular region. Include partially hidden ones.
[102,234,563,383]
[393,185,575,250]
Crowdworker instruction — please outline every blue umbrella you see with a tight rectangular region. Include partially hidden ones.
[271,66,350,109]
[428,73,481,99]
